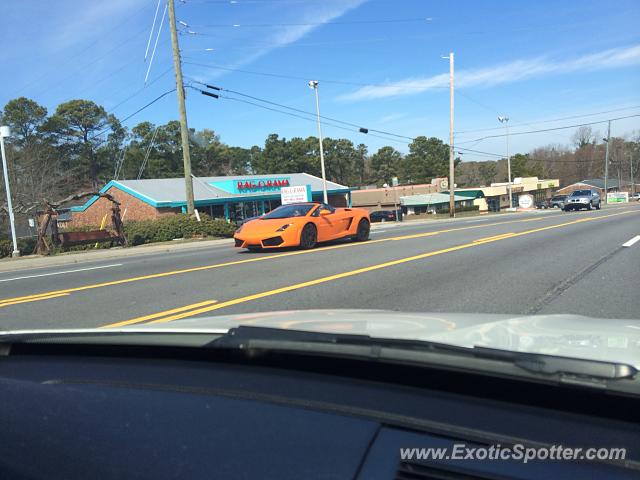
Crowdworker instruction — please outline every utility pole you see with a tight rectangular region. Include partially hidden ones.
[498,116,512,210]
[167,0,195,215]
[308,80,328,204]
[0,126,19,257]
[447,52,455,217]
[630,152,635,196]
[604,120,611,204]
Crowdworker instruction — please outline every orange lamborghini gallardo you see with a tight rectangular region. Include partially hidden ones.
[234,202,370,250]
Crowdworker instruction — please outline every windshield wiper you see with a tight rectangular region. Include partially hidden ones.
[210,326,638,381]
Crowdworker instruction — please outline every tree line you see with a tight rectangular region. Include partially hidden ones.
[1,96,639,222]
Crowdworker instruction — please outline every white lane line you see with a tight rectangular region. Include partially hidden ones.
[622,235,640,248]
[371,230,387,234]
[0,263,123,283]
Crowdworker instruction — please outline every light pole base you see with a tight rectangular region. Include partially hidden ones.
[11,250,20,258]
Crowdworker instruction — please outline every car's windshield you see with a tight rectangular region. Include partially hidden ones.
[570,190,592,196]
[0,0,639,377]
[261,204,315,219]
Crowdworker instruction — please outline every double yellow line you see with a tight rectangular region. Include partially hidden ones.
[0,214,570,309]
[104,208,636,328]
[2,206,636,311]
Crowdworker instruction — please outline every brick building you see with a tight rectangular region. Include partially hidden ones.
[69,173,351,227]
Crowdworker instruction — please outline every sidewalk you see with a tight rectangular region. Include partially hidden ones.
[0,237,233,273]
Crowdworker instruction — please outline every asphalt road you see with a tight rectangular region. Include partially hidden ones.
[1,204,639,330]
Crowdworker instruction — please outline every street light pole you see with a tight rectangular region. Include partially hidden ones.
[604,120,611,203]
[0,126,20,257]
[498,116,512,209]
[308,80,328,204]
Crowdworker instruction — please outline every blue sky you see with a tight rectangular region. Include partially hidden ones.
[1,0,639,162]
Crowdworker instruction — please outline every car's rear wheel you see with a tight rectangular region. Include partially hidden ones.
[354,218,370,242]
[299,223,317,249]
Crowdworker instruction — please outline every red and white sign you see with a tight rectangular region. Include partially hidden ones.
[281,185,311,205]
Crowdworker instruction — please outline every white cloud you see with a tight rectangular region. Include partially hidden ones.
[339,44,640,101]
[50,0,144,49]
[378,112,407,123]
[202,0,367,79]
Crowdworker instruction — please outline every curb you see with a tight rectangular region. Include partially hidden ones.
[0,237,234,273]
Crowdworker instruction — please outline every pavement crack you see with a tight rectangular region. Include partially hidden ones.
[524,247,624,315]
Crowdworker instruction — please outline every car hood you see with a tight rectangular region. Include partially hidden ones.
[239,217,303,233]
[140,310,640,368]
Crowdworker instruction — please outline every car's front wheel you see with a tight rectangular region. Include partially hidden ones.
[299,223,317,249]
[354,218,370,242]
[596,201,601,210]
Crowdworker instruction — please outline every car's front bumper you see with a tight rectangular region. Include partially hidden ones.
[234,229,300,249]
[565,201,590,209]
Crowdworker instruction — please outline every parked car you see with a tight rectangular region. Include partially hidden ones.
[550,195,567,209]
[369,210,397,222]
[631,192,640,201]
[563,189,601,211]
[535,199,550,209]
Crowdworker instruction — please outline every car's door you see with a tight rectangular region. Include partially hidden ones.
[315,204,346,240]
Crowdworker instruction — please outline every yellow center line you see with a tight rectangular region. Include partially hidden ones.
[2,206,637,308]
[104,208,639,328]
[473,232,516,243]
[104,300,218,328]
[0,292,70,307]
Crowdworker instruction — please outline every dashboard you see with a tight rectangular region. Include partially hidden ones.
[0,343,638,479]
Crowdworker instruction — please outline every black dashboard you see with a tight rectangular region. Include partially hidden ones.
[0,343,638,479]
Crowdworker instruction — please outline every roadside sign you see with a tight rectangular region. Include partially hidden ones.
[518,194,534,209]
[391,177,399,187]
[281,185,312,205]
[607,192,628,203]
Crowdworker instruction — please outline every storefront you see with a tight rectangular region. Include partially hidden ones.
[70,173,351,226]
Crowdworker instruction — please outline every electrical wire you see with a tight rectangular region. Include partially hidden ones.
[138,127,160,179]
[456,114,640,144]
[191,18,431,28]
[189,80,416,141]
[183,60,447,89]
[209,92,410,145]
[455,105,640,135]
[89,88,176,142]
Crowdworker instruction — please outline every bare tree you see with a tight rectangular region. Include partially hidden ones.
[572,126,594,149]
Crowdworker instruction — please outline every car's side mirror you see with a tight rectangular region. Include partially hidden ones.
[320,209,331,216]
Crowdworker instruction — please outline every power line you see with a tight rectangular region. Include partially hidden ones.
[106,65,175,114]
[455,105,640,135]
[198,90,410,145]
[456,114,640,144]
[7,0,156,98]
[183,60,447,89]
[191,17,431,28]
[89,88,176,142]
[189,80,416,140]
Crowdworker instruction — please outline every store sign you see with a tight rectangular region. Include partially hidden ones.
[607,192,628,203]
[237,178,290,191]
[281,185,312,205]
[518,194,534,209]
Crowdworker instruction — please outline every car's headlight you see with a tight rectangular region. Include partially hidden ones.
[276,223,292,232]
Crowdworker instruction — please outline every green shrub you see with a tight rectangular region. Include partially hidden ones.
[124,214,236,246]
[0,236,37,258]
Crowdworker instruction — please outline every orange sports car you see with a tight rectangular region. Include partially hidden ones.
[234,202,370,250]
